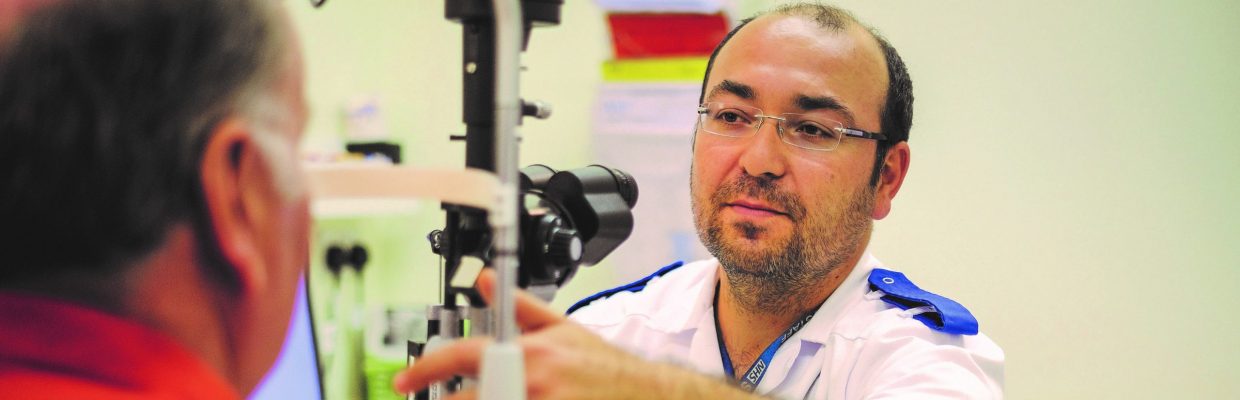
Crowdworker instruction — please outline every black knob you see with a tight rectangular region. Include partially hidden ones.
[349,244,369,271]
[427,230,444,255]
[546,227,582,267]
[325,244,348,275]
[522,99,552,119]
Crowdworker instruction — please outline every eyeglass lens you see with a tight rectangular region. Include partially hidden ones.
[698,102,845,151]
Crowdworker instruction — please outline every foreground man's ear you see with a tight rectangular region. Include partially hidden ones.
[197,118,272,295]
[872,141,910,220]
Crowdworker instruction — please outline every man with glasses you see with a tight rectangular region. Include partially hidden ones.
[397,3,1003,399]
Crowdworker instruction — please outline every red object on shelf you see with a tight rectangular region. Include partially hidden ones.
[608,13,730,59]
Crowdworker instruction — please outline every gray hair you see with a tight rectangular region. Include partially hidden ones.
[0,0,287,282]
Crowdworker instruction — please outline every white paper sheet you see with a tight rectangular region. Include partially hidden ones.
[591,81,716,281]
[592,83,701,137]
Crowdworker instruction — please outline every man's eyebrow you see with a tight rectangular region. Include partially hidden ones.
[706,79,756,101]
[795,94,858,126]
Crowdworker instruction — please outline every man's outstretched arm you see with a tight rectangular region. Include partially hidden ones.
[392,269,765,400]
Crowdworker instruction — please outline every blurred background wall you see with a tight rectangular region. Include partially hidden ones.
[287,1,1240,398]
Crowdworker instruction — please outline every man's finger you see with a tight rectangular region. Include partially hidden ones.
[475,268,566,331]
[392,337,490,395]
[444,387,478,400]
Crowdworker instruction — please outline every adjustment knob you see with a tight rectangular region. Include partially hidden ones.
[325,244,348,275]
[522,99,552,119]
[348,244,369,271]
[546,227,583,268]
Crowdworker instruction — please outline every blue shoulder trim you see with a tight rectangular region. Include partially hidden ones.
[566,261,685,315]
[868,268,979,335]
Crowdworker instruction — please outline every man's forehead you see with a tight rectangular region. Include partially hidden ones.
[705,15,888,123]
[742,15,868,61]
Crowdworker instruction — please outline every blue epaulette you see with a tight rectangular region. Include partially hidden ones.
[868,268,979,335]
[566,261,685,315]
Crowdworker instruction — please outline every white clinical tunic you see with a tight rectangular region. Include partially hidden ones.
[567,253,1005,399]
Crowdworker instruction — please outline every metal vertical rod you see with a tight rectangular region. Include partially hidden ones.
[489,0,522,344]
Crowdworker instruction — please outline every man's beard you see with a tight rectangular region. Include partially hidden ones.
[693,174,875,316]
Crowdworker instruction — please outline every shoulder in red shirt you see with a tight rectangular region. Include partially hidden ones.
[0,292,241,400]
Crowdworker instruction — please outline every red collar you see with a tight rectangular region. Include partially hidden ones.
[0,292,241,400]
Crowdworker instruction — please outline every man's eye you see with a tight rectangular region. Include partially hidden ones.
[794,122,839,139]
[716,111,748,124]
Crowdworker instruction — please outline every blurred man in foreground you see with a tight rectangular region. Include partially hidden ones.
[0,0,310,398]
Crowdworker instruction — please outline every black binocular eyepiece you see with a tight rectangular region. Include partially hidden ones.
[516,164,637,290]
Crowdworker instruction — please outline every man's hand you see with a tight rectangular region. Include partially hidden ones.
[392,269,762,400]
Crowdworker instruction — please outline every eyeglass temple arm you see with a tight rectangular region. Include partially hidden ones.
[840,127,887,141]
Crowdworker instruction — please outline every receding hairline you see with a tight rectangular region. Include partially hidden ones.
[699,4,890,101]
[743,9,889,77]
[767,2,860,31]
[702,12,889,122]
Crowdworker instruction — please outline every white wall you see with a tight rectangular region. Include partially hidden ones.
[827,1,1240,398]
[292,1,1240,398]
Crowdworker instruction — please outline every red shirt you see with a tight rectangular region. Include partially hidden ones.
[0,292,241,400]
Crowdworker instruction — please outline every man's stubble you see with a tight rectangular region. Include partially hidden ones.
[693,173,875,316]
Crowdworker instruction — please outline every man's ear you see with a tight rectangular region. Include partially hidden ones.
[198,118,269,295]
[871,141,910,220]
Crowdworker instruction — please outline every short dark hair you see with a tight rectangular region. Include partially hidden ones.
[0,0,284,282]
[698,3,914,185]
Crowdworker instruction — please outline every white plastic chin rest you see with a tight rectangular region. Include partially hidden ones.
[306,164,500,211]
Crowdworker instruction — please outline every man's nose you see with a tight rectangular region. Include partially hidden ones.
[738,117,788,179]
